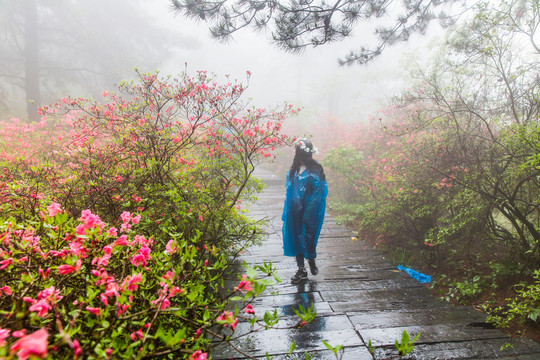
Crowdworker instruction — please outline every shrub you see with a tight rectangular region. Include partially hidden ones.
[0,70,295,358]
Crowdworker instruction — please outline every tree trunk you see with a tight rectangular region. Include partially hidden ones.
[24,0,40,121]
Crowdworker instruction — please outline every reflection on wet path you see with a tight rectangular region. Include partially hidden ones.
[213,168,540,359]
[280,280,316,317]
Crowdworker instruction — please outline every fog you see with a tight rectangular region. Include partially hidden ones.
[143,1,439,120]
[0,0,445,122]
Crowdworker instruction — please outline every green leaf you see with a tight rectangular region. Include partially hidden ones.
[288,341,296,354]
[203,309,210,321]
[245,267,257,279]
[402,329,410,343]
[322,340,333,351]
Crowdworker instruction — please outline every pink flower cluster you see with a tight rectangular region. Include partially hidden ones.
[4,328,49,360]
[150,271,185,310]
[165,239,177,254]
[0,285,12,296]
[47,202,63,217]
[76,209,104,235]
[121,273,143,292]
[190,350,208,360]
[216,311,238,330]
[57,259,82,275]
[120,211,141,232]
[234,274,252,292]
[131,245,151,267]
[23,286,63,318]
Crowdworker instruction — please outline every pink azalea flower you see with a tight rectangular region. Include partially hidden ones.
[0,286,12,296]
[0,328,9,346]
[132,235,147,245]
[244,304,255,314]
[114,234,128,246]
[73,339,82,358]
[79,209,104,231]
[117,304,130,317]
[150,293,171,310]
[123,273,143,292]
[165,240,177,254]
[131,214,141,224]
[29,299,52,318]
[160,298,171,310]
[161,271,175,283]
[38,286,63,302]
[120,211,132,224]
[10,328,48,360]
[57,264,76,275]
[106,227,118,238]
[47,202,63,217]
[130,329,144,341]
[230,318,238,331]
[75,224,86,235]
[69,241,86,258]
[131,254,146,267]
[0,257,13,270]
[86,307,101,316]
[216,311,234,323]
[131,245,151,267]
[92,255,110,268]
[13,330,27,338]
[234,275,252,292]
[169,286,184,297]
[23,296,36,304]
[103,245,113,256]
[100,293,109,306]
[190,350,208,360]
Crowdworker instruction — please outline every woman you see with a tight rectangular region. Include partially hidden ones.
[282,138,328,283]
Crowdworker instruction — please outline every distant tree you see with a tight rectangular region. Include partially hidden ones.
[400,0,540,259]
[171,0,461,66]
[0,0,178,120]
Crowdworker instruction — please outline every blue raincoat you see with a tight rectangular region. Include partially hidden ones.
[282,168,328,259]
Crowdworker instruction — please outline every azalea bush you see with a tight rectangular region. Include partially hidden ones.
[0,70,299,358]
[0,203,228,359]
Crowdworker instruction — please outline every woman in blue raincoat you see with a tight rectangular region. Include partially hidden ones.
[282,138,328,283]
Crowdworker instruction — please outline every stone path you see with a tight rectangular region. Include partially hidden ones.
[214,168,540,359]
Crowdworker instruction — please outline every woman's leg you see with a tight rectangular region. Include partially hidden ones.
[291,254,308,283]
[295,254,305,268]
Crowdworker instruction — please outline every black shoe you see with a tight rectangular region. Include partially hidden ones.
[308,259,318,275]
[291,267,308,284]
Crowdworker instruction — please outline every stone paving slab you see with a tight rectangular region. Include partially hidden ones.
[245,347,374,360]
[348,307,488,328]
[245,292,334,318]
[214,167,540,359]
[374,338,540,359]
[212,315,365,359]
[359,324,509,347]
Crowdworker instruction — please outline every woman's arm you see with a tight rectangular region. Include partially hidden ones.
[302,173,327,238]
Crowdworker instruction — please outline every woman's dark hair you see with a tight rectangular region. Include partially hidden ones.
[290,139,325,180]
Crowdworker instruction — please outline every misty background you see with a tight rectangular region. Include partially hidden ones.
[0,0,446,123]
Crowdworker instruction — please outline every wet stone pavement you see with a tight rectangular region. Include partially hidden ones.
[214,168,540,359]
